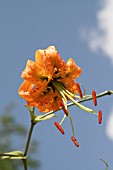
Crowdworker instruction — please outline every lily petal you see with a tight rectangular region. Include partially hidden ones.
[66,58,82,79]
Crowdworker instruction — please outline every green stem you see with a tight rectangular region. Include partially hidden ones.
[24,122,35,157]
[59,114,66,125]
[22,159,28,170]
[67,90,113,107]
[100,159,108,170]
[80,90,113,103]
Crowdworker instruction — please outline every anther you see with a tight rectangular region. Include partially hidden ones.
[76,83,83,98]
[92,90,97,106]
[60,101,68,116]
[98,110,102,124]
[71,136,79,147]
[54,122,65,134]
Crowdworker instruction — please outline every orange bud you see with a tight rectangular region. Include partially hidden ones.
[92,90,97,106]
[71,136,79,147]
[98,110,102,124]
[76,83,83,98]
[60,101,68,116]
[54,122,65,134]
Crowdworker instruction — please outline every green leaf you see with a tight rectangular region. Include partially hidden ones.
[0,150,26,160]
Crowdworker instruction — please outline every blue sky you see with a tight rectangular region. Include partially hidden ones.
[0,0,113,170]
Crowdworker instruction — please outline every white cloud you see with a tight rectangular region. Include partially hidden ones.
[81,0,113,63]
[106,108,113,140]
[80,0,113,140]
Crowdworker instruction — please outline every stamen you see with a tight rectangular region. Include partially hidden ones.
[60,101,68,116]
[98,110,102,124]
[53,80,95,114]
[54,122,65,134]
[59,114,66,125]
[71,136,79,147]
[51,80,67,103]
[92,90,97,106]
[76,83,83,98]
[58,82,75,98]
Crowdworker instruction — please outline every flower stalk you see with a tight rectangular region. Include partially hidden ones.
[24,121,35,157]
[22,159,28,170]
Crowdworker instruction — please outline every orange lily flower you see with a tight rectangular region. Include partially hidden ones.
[18,46,82,112]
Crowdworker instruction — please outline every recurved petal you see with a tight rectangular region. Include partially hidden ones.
[21,60,48,84]
[65,80,79,95]
[43,54,54,80]
[36,46,67,79]
[26,82,49,106]
[35,47,57,80]
[44,46,58,58]
[18,80,34,99]
[44,46,66,69]
[66,58,82,79]
[45,46,67,78]
[50,96,61,111]
[35,49,44,66]
[35,90,61,112]
[27,79,48,99]
[35,46,58,65]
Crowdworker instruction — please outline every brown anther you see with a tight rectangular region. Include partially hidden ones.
[92,90,97,106]
[76,83,83,98]
[54,122,65,135]
[71,136,79,147]
[98,110,102,124]
[60,101,68,116]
